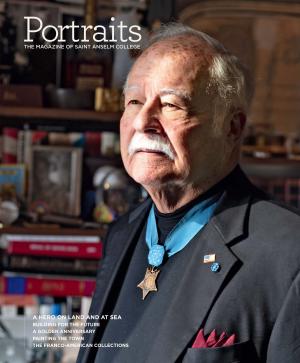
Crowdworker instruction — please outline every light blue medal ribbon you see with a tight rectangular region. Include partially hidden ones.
[145,195,220,268]
[138,195,220,299]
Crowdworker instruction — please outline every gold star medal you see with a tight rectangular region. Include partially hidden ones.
[137,267,160,300]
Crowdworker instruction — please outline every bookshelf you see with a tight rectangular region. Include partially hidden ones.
[0,104,119,351]
[0,104,123,223]
[0,107,121,132]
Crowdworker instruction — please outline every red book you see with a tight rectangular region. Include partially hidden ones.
[84,131,101,156]
[25,277,96,297]
[7,241,102,259]
[2,127,18,163]
[32,131,48,144]
[0,294,37,306]
[5,276,96,297]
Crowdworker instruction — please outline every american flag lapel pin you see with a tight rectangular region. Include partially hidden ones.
[203,254,216,263]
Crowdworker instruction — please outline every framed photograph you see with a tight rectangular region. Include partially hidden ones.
[29,146,83,216]
[0,164,26,199]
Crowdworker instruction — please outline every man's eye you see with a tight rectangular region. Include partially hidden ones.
[162,102,177,109]
[128,100,141,105]
[162,102,178,110]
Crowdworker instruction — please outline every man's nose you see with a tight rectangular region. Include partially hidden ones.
[132,103,163,134]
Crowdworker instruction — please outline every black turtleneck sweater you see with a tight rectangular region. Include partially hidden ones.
[155,168,237,244]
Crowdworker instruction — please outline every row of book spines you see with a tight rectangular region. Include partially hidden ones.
[5,241,102,259]
[2,254,99,276]
[0,276,96,297]
[251,177,300,207]
[0,295,92,318]
[0,127,119,163]
[1,234,101,242]
[1,234,102,258]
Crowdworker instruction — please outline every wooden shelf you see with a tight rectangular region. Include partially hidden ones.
[242,157,300,165]
[0,106,121,123]
[0,225,107,237]
[0,106,121,132]
[241,157,300,178]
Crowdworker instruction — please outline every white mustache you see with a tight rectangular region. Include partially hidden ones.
[128,133,175,160]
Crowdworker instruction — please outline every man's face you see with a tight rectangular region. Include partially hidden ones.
[120,40,230,190]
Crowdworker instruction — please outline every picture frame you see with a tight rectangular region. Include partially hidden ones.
[0,164,26,199]
[29,146,83,217]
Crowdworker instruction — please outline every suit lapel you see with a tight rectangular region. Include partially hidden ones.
[79,199,152,363]
[93,199,152,315]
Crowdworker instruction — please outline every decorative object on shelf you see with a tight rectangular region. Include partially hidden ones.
[45,87,95,110]
[95,87,121,112]
[28,200,50,217]
[101,131,120,156]
[286,133,300,159]
[0,166,23,225]
[242,124,292,159]
[29,146,83,217]
[93,166,143,223]
[0,164,26,199]
[0,200,19,225]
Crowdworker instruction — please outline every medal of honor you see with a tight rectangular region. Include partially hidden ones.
[137,267,160,300]
[137,244,164,299]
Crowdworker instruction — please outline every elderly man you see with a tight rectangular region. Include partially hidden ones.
[77,24,300,363]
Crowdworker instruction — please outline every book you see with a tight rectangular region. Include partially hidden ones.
[284,178,300,208]
[5,276,96,297]
[1,234,101,245]
[0,294,39,316]
[0,276,5,293]
[250,177,300,209]
[84,131,101,157]
[48,132,84,147]
[2,127,18,163]
[16,130,25,164]
[0,85,42,107]
[6,241,102,259]
[76,76,104,91]
[0,293,38,306]
[3,254,99,276]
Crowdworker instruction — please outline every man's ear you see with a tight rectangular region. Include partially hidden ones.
[227,111,246,142]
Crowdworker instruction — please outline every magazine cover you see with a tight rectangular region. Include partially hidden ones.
[1,1,300,363]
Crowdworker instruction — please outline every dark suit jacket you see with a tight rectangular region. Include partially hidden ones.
[77,167,300,363]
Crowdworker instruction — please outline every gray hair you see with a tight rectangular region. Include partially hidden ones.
[142,23,254,133]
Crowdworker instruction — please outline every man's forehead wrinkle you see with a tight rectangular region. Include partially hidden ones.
[160,88,192,101]
[144,35,215,63]
[124,84,141,92]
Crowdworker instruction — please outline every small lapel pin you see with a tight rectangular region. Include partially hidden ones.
[203,254,216,263]
[211,262,221,273]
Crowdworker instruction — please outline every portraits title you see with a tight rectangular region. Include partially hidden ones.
[24,16,142,44]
